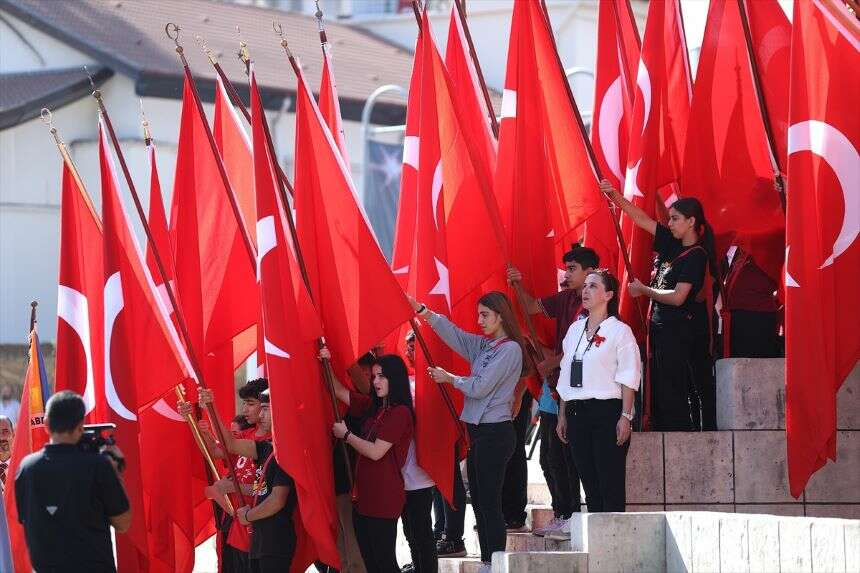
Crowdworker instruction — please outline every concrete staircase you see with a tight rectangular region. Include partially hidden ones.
[433,358,860,572]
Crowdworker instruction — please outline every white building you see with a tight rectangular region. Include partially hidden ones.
[0,0,659,344]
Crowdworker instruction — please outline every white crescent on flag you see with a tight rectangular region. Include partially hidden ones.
[57,285,96,415]
[103,272,137,421]
[788,120,860,269]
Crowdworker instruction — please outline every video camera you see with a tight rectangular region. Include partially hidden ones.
[78,423,125,473]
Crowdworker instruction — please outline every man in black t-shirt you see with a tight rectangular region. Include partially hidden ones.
[15,391,131,573]
[209,391,298,573]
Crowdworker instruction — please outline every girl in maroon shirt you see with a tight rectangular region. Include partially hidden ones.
[321,350,415,572]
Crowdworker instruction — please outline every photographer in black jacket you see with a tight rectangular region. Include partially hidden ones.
[14,391,131,573]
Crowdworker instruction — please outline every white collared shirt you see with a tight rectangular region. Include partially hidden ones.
[557,316,641,402]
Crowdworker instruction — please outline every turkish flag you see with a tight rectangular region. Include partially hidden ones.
[681,0,786,283]
[55,163,107,424]
[99,123,196,571]
[496,0,604,354]
[784,0,859,498]
[292,61,414,376]
[251,67,340,571]
[3,328,51,573]
[170,72,258,422]
[141,142,210,573]
[744,0,792,173]
[144,142,177,309]
[319,42,349,165]
[395,11,504,503]
[388,33,423,361]
[139,391,202,573]
[213,76,260,377]
[445,2,497,176]
[214,76,257,244]
[618,0,692,343]
[586,0,640,277]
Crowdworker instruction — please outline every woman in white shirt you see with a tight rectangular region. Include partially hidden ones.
[556,270,640,516]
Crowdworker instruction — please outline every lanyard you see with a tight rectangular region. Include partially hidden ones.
[572,324,600,360]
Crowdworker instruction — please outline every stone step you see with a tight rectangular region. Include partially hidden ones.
[506,531,570,552]
[527,482,551,505]
[438,557,484,573]
[492,551,588,573]
[530,505,555,531]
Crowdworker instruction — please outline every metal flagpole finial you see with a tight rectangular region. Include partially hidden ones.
[314,0,329,45]
[165,22,184,54]
[236,25,250,65]
[196,34,217,65]
[83,65,101,99]
[40,108,57,135]
[273,21,293,58]
[139,99,152,143]
[29,300,38,333]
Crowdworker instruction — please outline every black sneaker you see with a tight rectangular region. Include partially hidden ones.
[505,519,529,533]
[436,538,467,558]
[434,530,445,542]
[400,564,415,573]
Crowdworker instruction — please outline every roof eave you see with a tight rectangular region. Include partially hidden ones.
[0,67,113,131]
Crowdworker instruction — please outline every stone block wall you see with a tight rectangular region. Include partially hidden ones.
[623,359,860,518]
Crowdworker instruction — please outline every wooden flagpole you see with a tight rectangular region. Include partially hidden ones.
[87,63,249,506]
[196,36,296,199]
[736,0,786,211]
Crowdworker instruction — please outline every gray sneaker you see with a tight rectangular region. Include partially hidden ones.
[532,516,564,537]
[545,518,571,540]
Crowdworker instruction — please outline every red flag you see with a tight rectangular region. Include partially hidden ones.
[495,0,604,355]
[251,67,340,571]
[396,11,503,503]
[212,77,260,378]
[744,0,792,173]
[292,60,414,375]
[681,0,785,283]
[3,328,50,573]
[586,0,640,276]
[391,33,423,292]
[214,76,257,244]
[141,141,208,573]
[99,121,196,570]
[55,164,106,423]
[784,0,859,497]
[139,393,200,573]
[618,0,692,342]
[445,2,497,175]
[170,72,258,422]
[144,142,177,307]
[319,42,349,165]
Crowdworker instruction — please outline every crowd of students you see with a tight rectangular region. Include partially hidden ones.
[177,180,783,572]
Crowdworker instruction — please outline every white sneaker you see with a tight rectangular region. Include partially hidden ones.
[545,518,571,540]
[532,516,563,537]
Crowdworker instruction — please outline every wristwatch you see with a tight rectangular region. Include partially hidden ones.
[621,410,634,421]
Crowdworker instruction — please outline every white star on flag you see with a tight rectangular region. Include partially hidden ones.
[428,257,451,311]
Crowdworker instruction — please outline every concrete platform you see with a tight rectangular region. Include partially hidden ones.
[491,551,588,572]
[570,511,859,573]
[717,359,859,430]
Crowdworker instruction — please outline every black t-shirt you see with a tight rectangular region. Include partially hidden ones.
[250,440,297,560]
[651,224,708,324]
[15,443,129,572]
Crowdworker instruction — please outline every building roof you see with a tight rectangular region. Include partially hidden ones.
[0,66,113,130]
[0,0,417,123]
